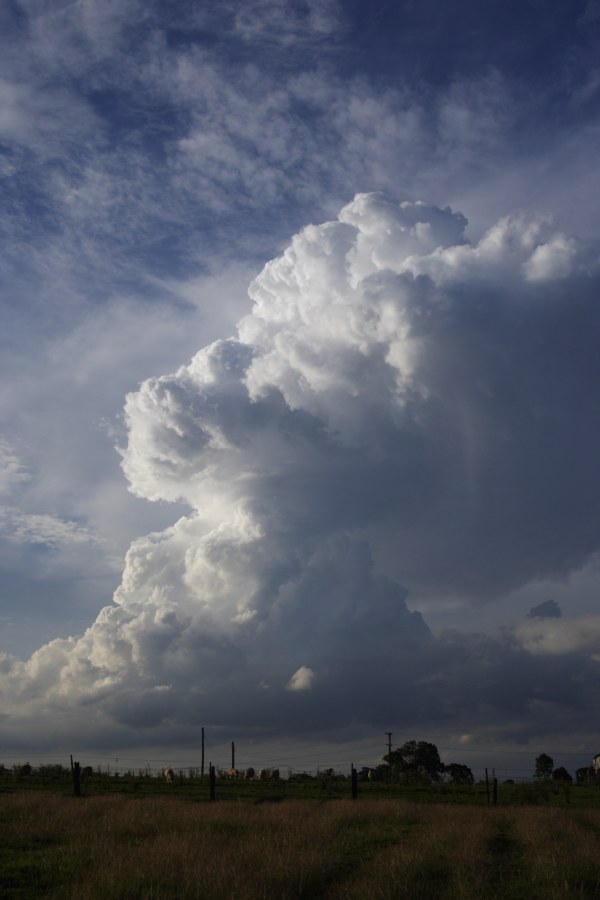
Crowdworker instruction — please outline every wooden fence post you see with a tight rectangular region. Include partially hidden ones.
[492,777,498,806]
[73,761,81,797]
[209,763,216,801]
[485,768,490,805]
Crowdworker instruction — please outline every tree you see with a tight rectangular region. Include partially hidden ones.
[534,753,554,780]
[552,766,572,783]
[444,763,474,785]
[384,740,445,783]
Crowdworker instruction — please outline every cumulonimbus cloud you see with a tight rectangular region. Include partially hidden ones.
[2,193,600,747]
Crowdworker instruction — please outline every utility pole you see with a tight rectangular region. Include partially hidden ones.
[385,732,393,783]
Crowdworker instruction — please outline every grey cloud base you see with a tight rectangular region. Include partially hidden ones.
[1,193,600,751]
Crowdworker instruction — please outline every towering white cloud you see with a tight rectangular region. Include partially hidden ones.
[2,193,599,749]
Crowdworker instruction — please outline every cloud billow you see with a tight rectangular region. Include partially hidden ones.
[2,192,600,748]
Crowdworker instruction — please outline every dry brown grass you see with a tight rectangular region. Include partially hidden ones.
[2,792,600,898]
[511,806,600,898]
[338,805,494,899]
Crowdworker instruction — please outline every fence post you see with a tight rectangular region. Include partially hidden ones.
[485,768,490,805]
[351,764,358,800]
[492,777,498,806]
[209,763,216,801]
[73,761,81,797]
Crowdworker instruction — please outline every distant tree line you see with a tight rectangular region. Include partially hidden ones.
[534,753,572,783]
[379,744,582,786]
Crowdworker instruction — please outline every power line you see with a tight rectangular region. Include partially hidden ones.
[0,740,596,768]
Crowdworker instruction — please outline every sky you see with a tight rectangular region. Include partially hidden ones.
[1,0,600,778]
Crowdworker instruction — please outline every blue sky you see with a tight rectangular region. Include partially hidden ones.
[1,0,600,775]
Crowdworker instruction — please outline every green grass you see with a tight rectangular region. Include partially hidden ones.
[2,767,596,807]
[2,792,600,898]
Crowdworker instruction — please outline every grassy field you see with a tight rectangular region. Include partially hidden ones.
[1,765,596,806]
[2,789,600,898]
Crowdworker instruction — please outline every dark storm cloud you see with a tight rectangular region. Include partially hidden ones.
[528,600,562,619]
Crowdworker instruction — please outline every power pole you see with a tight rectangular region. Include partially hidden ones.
[385,732,393,782]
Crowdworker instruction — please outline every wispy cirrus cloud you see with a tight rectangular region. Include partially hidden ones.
[0,438,29,496]
[0,506,97,549]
